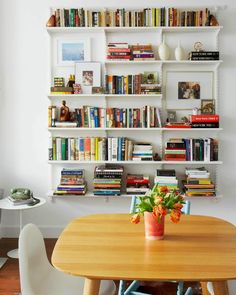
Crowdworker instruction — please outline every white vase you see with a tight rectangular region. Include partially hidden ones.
[158,37,170,60]
[175,41,185,61]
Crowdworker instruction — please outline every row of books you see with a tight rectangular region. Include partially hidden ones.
[154,169,178,190]
[49,105,162,128]
[164,138,218,162]
[168,8,212,27]
[183,167,215,197]
[106,43,155,61]
[53,169,87,195]
[105,74,161,95]
[52,8,166,27]
[48,137,154,162]
[93,165,124,196]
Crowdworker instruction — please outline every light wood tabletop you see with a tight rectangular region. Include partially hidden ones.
[52,214,236,295]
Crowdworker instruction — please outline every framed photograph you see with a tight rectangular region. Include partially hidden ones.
[164,70,214,109]
[92,87,104,94]
[201,99,215,114]
[167,110,177,123]
[178,82,200,99]
[57,38,91,66]
[75,62,101,94]
[142,71,158,84]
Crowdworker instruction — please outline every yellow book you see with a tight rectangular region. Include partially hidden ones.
[156,8,159,27]
[95,137,99,161]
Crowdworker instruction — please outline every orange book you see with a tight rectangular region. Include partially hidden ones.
[84,137,91,161]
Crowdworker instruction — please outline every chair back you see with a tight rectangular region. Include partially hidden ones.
[19,223,52,295]
[129,196,191,215]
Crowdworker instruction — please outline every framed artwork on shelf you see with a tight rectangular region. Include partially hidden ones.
[56,38,91,66]
[75,62,101,94]
[165,70,214,109]
[201,99,215,114]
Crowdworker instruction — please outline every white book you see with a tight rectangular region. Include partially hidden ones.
[56,138,62,161]
[111,138,118,161]
[108,138,112,161]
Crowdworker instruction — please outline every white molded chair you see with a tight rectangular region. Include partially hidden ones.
[207,281,236,295]
[19,223,116,295]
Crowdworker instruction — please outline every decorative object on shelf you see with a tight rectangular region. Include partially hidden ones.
[60,100,70,122]
[205,14,219,26]
[54,77,65,87]
[46,15,56,27]
[194,41,204,52]
[192,108,199,115]
[75,62,101,94]
[92,86,104,94]
[131,185,185,240]
[166,110,177,123]
[175,41,185,61]
[178,82,200,99]
[142,71,158,84]
[158,37,170,60]
[66,74,75,88]
[201,99,215,114]
[73,83,82,94]
[56,38,91,66]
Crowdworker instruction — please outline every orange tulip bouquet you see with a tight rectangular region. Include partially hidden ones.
[131,185,185,225]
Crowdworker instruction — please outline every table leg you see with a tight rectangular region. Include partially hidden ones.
[212,281,229,295]
[7,210,23,259]
[83,278,101,295]
[200,282,211,295]
[0,257,7,268]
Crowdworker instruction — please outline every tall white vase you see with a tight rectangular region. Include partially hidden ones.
[158,37,170,60]
[175,41,185,60]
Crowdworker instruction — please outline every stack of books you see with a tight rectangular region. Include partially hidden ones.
[164,139,186,161]
[93,165,124,196]
[183,167,215,197]
[8,195,34,206]
[53,169,87,195]
[126,174,150,195]
[189,114,219,128]
[131,44,155,61]
[154,169,178,191]
[107,43,131,60]
[132,142,153,161]
[189,51,219,61]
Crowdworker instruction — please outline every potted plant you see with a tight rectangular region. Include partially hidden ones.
[131,185,185,240]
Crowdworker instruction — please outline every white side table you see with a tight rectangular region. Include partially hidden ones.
[0,197,46,259]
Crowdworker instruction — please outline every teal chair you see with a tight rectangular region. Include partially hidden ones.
[118,196,192,295]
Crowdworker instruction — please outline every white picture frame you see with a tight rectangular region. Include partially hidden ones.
[57,38,91,66]
[75,62,101,94]
[165,70,214,109]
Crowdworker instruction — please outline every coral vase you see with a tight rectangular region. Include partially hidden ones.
[144,212,165,240]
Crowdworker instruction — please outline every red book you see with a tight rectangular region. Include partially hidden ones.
[165,124,191,128]
[108,48,131,53]
[106,55,131,59]
[190,115,219,123]
[126,179,150,184]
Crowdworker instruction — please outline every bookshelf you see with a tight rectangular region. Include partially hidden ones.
[47,6,222,199]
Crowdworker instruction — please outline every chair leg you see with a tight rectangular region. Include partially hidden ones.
[184,287,193,295]
[118,280,126,295]
[124,280,140,295]
[177,281,184,295]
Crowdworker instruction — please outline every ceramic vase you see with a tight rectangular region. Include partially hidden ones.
[144,212,165,240]
[158,37,170,60]
[175,41,185,61]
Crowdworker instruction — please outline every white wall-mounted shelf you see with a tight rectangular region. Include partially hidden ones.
[48,94,162,99]
[48,160,223,165]
[48,127,223,132]
[47,26,223,34]
[105,60,222,65]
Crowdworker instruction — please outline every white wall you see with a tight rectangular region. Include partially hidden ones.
[0,0,236,237]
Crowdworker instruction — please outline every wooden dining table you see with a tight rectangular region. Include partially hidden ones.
[52,214,236,295]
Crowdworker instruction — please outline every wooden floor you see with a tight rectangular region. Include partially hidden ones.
[0,238,202,295]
